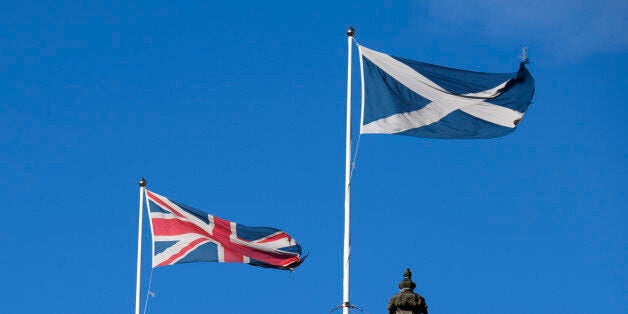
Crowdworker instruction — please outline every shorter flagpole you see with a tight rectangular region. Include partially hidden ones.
[135,178,147,314]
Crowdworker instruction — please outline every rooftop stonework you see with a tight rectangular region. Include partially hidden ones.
[387,268,428,314]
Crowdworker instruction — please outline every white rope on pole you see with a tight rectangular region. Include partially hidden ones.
[350,133,362,181]
[350,39,366,182]
[142,269,155,314]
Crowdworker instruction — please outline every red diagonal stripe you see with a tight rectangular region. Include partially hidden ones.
[146,190,187,219]
[255,232,289,244]
[157,238,208,267]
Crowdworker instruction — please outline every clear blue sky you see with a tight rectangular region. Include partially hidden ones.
[1,1,626,313]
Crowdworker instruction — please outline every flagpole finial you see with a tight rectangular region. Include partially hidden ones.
[139,178,147,187]
[346,26,355,37]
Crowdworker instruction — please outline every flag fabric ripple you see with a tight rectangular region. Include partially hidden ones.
[358,45,535,139]
[146,190,303,270]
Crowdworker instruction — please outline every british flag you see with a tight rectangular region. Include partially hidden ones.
[145,190,303,270]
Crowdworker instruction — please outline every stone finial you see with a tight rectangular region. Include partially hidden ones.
[399,268,417,291]
[388,268,428,314]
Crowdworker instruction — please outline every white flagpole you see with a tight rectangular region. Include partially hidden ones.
[343,26,355,314]
[135,178,147,314]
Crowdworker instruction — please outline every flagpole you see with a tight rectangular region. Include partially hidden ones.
[343,26,355,314]
[135,178,147,314]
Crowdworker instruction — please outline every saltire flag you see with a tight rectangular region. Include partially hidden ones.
[145,190,303,270]
[358,45,535,139]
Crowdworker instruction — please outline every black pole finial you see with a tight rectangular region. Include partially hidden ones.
[346,26,355,37]
[139,178,147,187]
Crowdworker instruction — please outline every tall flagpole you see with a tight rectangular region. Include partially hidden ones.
[343,26,355,314]
[135,178,147,314]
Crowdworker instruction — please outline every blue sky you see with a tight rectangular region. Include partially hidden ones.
[1,1,626,313]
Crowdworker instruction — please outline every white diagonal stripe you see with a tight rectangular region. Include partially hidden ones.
[167,239,210,265]
[148,191,215,236]
[153,237,208,266]
[359,45,522,132]
[149,212,177,220]
[459,102,523,128]
[233,235,296,253]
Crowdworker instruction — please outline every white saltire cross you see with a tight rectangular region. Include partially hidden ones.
[358,46,524,134]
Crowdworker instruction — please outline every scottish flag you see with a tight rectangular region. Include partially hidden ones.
[358,45,535,139]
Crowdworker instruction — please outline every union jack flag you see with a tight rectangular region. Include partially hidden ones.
[145,190,303,270]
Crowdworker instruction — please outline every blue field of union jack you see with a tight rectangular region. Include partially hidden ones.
[145,190,303,270]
